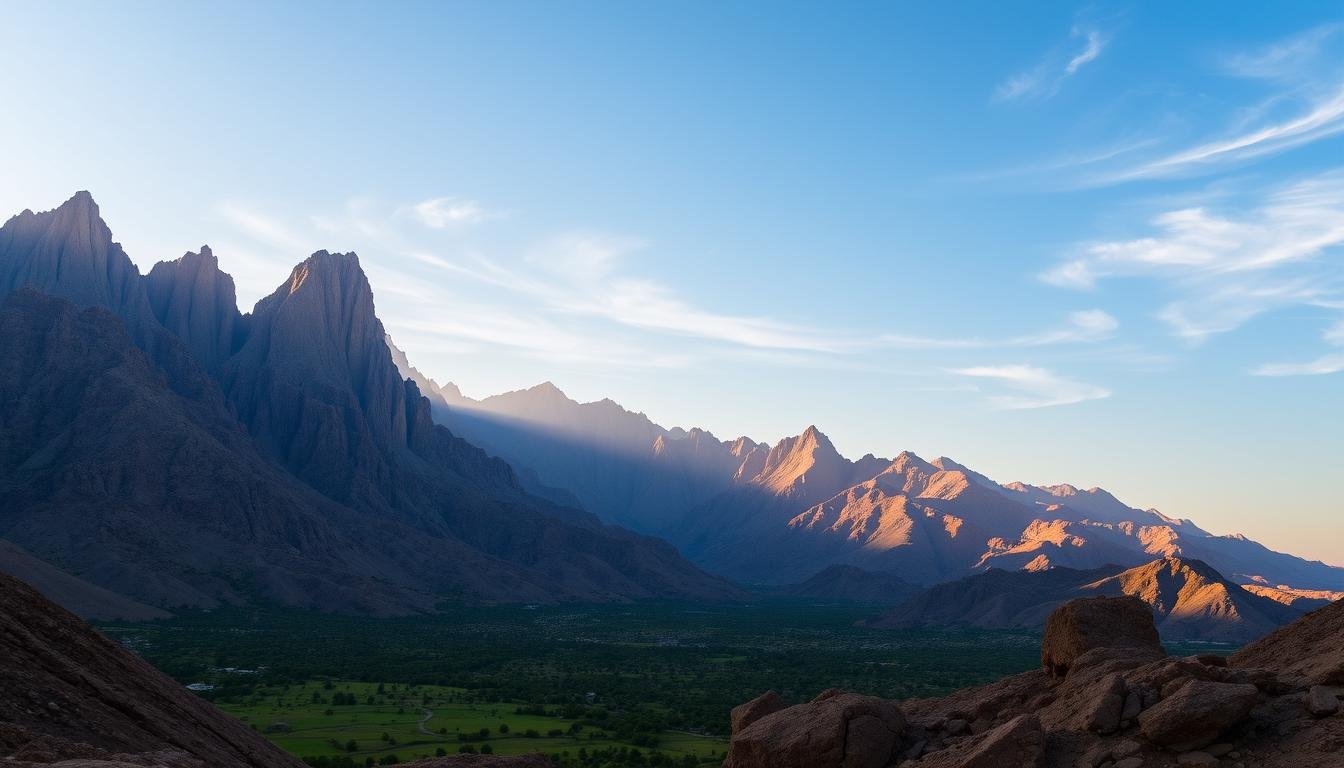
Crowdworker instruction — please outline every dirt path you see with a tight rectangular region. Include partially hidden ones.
[416,707,435,736]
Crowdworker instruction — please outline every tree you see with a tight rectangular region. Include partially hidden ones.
[498,723,510,735]
[345,740,357,753]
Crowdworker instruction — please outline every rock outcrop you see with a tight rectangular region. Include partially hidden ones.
[0,570,300,767]
[1040,596,1162,676]
[1228,595,1344,685]
[724,690,906,768]
[728,596,1344,768]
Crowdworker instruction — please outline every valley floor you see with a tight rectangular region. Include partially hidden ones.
[95,599,1236,766]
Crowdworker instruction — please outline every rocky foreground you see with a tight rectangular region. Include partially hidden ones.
[725,595,1344,768]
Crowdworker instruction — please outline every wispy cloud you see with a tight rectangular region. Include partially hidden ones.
[995,27,1107,103]
[408,197,502,227]
[1094,24,1344,183]
[1044,170,1344,340]
[1252,353,1344,376]
[951,365,1111,409]
[1113,87,1344,181]
[1252,318,1344,376]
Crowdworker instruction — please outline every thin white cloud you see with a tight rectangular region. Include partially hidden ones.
[1116,87,1344,180]
[1065,29,1105,75]
[1091,24,1344,183]
[1222,23,1342,81]
[408,197,501,227]
[995,26,1107,103]
[1251,317,1344,376]
[1252,353,1344,377]
[1043,170,1344,341]
[951,365,1111,409]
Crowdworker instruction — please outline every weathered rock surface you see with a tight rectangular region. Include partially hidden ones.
[1305,685,1339,717]
[1041,596,1162,676]
[1230,597,1344,685]
[730,691,785,735]
[0,571,300,767]
[145,246,240,373]
[916,714,1044,768]
[1137,680,1259,749]
[724,690,905,768]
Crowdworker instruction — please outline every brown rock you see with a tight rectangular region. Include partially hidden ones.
[731,691,785,735]
[1137,680,1259,750]
[724,691,905,768]
[1304,685,1339,717]
[0,571,300,767]
[917,714,1045,768]
[1041,596,1162,677]
[1079,673,1127,734]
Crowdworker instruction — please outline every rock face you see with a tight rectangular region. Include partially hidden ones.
[1137,681,1259,749]
[724,690,906,768]
[730,691,785,736]
[145,246,241,373]
[0,194,742,613]
[916,714,1045,768]
[876,557,1305,642]
[0,570,300,767]
[1229,596,1344,685]
[1041,596,1162,676]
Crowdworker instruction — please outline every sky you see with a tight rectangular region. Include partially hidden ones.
[2,2,1342,564]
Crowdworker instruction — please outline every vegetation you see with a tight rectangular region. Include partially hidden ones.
[98,599,1226,766]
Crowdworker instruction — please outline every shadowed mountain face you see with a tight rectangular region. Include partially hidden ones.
[0,192,740,613]
[396,374,1344,592]
[871,557,1306,642]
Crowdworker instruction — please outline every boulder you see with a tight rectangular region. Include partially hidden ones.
[917,714,1045,768]
[1137,681,1258,750]
[724,690,906,768]
[1079,673,1127,734]
[1041,596,1162,677]
[731,691,785,735]
[1305,685,1339,717]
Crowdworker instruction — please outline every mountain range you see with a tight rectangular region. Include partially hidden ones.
[0,192,739,614]
[2,190,1340,627]
[396,369,1344,593]
[870,556,1308,642]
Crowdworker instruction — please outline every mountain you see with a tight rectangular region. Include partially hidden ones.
[0,192,740,613]
[0,569,300,766]
[780,564,921,603]
[0,538,168,621]
[871,557,1305,641]
[400,375,1344,592]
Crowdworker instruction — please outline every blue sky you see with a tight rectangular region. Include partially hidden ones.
[3,2,1342,563]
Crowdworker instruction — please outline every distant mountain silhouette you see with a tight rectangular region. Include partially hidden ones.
[870,557,1306,642]
[0,192,740,614]
[400,375,1344,592]
[781,564,921,603]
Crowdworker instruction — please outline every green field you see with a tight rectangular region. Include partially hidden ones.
[219,680,724,765]
[98,599,1232,768]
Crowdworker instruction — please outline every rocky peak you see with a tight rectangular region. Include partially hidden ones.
[223,250,420,501]
[145,245,242,373]
[0,190,154,342]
